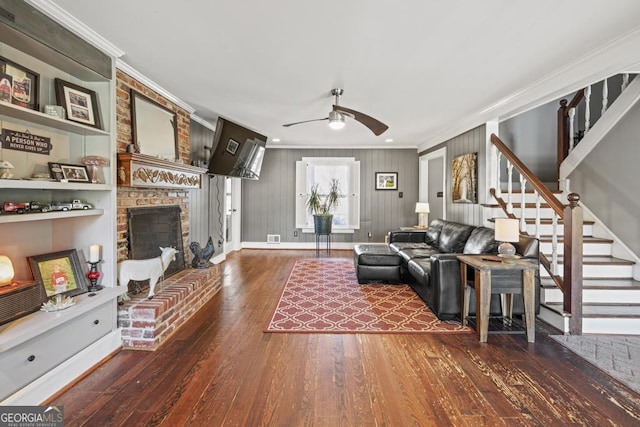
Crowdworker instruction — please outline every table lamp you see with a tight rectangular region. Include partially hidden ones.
[415,202,430,228]
[0,255,14,286]
[495,218,520,263]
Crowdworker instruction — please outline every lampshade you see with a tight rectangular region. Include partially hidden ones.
[415,202,430,213]
[495,218,520,242]
[0,255,15,286]
[328,110,345,130]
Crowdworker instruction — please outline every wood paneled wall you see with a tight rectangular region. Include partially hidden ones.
[241,148,419,244]
[189,120,225,257]
[421,125,486,227]
[445,125,486,226]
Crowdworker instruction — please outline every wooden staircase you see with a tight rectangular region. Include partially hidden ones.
[485,190,640,334]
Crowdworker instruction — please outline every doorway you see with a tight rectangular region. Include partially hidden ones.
[419,147,447,222]
[224,177,241,254]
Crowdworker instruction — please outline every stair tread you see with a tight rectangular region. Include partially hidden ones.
[483,203,553,208]
[542,302,640,317]
[538,236,612,243]
[488,218,595,225]
[541,278,640,289]
[496,189,563,194]
[544,255,635,265]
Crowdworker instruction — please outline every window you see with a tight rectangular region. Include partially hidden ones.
[295,157,360,233]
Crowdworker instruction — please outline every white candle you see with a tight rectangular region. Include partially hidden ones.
[89,244,100,263]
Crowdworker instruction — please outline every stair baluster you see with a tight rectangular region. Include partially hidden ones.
[584,85,592,132]
[520,174,526,232]
[568,107,576,151]
[495,151,502,198]
[622,73,629,91]
[507,160,513,214]
[552,213,559,275]
[601,78,609,116]
[535,192,541,239]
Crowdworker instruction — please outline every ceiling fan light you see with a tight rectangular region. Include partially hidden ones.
[328,111,345,130]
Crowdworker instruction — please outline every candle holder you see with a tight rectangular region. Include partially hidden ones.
[87,261,104,292]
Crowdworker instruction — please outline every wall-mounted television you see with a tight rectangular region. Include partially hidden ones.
[207,117,267,180]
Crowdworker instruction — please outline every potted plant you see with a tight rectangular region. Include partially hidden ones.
[306,178,341,234]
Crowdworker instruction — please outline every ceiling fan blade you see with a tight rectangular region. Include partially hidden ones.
[282,117,329,127]
[333,105,388,136]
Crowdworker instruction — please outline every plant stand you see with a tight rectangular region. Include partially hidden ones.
[313,214,333,256]
[315,232,331,256]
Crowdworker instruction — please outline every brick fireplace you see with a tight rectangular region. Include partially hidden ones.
[115,69,220,350]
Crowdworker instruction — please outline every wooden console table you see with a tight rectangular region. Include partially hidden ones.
[458,255,537,343]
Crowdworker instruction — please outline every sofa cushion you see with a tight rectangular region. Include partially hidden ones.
[425,219,446,248]
[514,235,539,259]
[389,242,430,253]
[397,247,438,263]
[463,227,498,255]
[407,258,431,281]
[438,222,475,253]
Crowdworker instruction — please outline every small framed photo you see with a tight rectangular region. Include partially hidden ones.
[0,56,40,111]
[375,172,398,190]
[54,78,102,129]
[28,249,88,299]
[226,139,239,155]
[48,162,90,182]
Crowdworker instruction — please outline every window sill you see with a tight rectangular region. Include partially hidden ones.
[302,228,355,234]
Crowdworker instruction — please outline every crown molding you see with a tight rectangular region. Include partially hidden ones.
[267,144,418,150]
[116,60,195,114]
[25,0,124,58]
[190,114,217,132]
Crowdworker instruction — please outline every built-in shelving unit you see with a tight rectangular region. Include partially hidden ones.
[0,209,104,224]
[0,101,110,136]
[0,2,122,405]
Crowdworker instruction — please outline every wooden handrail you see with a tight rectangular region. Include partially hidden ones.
[557,89,585,175]
[490,134,565,215]
[567,88,585,110]
[490,133,583,334]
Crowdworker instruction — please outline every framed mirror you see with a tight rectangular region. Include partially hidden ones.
[130,90,178,161]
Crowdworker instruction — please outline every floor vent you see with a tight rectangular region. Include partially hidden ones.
[267,234,281,244]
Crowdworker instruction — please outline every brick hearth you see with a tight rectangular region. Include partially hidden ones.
[117,265,221,350]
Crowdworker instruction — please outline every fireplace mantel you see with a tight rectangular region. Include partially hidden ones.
[117,153,207,190]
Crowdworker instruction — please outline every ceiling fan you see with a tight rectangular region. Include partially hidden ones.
[282,88,389,136]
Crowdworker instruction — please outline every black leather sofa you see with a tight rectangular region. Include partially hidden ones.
[388,219,540,320]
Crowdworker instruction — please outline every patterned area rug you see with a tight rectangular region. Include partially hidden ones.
[265,259,471,334]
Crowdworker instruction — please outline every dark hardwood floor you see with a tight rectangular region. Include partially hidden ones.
[52,249,640,426]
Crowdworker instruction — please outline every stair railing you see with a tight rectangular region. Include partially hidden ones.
[490,133,583,334]
[557,74,631,173]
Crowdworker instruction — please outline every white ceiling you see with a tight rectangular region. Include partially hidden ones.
[44,0,640,150]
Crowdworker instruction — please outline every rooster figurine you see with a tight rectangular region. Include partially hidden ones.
[190,236,215,268]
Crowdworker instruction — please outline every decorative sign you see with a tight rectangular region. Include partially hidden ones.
[1,128,52,155]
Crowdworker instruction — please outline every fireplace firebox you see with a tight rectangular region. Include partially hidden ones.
[127,206,186,279]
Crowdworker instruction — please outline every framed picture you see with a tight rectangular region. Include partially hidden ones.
[0,56,40,110]
[375,172,398,190]
[226,139,239,155]
[48,162,90,182]
[28,249,88,298]
[54,78,102,129]
[452,152,478,204]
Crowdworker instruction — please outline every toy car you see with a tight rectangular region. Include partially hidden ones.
[2,201,30,214]
[50,199,93,211]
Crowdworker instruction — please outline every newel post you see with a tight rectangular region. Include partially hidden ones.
[563,192,583,335]
[557,99,568,177]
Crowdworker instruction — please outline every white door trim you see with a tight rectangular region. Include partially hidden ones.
[420,147,447,220]
[224,178,242,254]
